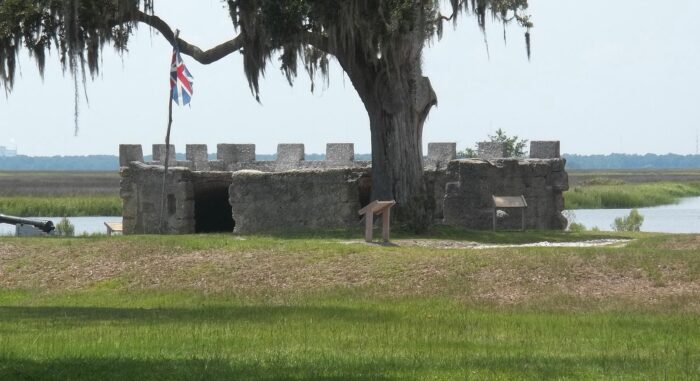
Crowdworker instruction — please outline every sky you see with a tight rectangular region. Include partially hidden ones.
[1,0,699,157]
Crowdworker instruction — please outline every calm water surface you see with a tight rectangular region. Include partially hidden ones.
[0,216,121,236]
[2,199,700,236]
[568,196,700,233]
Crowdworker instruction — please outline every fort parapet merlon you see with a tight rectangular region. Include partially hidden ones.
[119,141,568,234]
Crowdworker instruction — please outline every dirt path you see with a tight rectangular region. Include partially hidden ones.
[348,238,631,249]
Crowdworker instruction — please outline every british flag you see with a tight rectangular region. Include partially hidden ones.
[170,48,194,106]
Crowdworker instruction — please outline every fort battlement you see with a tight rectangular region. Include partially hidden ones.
[119,141,561,171]
[118,140,566,234]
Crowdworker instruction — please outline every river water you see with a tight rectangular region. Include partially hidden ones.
[1,198,699,236]
[567,196,700,233]
[0,216,121,236]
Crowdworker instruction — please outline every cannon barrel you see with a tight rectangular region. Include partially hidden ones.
[0,214,55,233]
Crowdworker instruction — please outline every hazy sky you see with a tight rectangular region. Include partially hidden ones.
[1,0,699,156]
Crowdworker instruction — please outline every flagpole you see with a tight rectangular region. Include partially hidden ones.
[160,29,180,233]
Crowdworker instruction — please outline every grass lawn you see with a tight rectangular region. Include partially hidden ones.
[0,230,699,380]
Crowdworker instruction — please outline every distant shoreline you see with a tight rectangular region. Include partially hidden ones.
[1,153,699,171]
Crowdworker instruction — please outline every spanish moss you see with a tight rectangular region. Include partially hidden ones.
[0,0,154,133]
[0,0,529,101]
[0,0,531,229]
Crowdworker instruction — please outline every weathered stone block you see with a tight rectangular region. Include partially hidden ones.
[326,143,354,162]
[186,144,210,171]
[230,168,368,233]
[152,144,176,163]
[477,142,506,159]
[209,160,225,171]
[277,144,305,162]
[441,159,567,230]
[550,158,566,172]
[530,141,560,159]
[176,160,194,170]
[217,144,255,165]
[452,159,490,181]
[550,171,569,192]
[119,145,143,167]
[428,142,457,164]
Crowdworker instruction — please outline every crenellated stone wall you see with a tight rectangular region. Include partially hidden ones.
[120,142,373,172]
[442,158,568,230]
[118,140,568,234]
[120,162,195,235]
[229,168,370,233]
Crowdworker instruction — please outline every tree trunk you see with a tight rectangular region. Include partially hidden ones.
[339,42,437,231]
[365,71,437,231]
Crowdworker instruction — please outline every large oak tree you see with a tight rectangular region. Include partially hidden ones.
[0,0,531,230]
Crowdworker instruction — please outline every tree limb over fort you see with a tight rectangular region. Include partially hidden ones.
[0,0,531,231]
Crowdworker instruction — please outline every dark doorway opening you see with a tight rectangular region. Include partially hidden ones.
[194,185,235,233]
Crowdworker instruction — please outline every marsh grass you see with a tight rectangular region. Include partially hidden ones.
[0,171,121,216]
[565,182,700,209]
[0,171,119,196]
[0,195,121,217]
[568,169,700,186]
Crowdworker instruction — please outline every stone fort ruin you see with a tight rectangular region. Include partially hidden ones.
[119,141,568,234]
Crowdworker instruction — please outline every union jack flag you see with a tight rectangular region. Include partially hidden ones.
[170,48,194,106]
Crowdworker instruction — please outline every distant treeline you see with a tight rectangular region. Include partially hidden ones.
[564,154,700,170]
[2,153,698,171]
[0,154,374,171]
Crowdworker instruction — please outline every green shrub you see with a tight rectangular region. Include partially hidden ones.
[457,128,528,158]
[612,209,644,232]
[568,222,587,232]
[55,217,75,237]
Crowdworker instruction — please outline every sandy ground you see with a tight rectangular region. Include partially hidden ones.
[346,238,631,249]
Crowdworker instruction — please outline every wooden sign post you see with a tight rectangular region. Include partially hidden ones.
[492,195,528,231]
[358,200,396,243]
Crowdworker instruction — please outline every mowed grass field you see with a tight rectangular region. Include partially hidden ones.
[0,171,121,216]
[1,230,699,380]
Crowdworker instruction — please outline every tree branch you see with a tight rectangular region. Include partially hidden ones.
[133,11,243,65]
[436,0,469,24]
[302,31,336,56]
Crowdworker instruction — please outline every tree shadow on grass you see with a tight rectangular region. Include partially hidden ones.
[0,354,675,381]
[0,357,391,381]
[0,305,397,326]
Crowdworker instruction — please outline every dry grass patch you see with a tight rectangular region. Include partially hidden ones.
[0,233,698,311]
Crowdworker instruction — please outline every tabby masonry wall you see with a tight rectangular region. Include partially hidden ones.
[119,141,567,233]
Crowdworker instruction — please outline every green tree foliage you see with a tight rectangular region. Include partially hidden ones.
[567,222,587,232]
[458,128,528,158]
[0,0,532,230]
[612,209,644,232]
[0,1,531,96]
[488,128,528,157]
